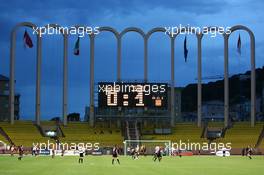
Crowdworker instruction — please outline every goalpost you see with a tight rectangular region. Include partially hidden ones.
[123,140,172,156]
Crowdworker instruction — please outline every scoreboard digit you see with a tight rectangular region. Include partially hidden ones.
[98,82,168,109]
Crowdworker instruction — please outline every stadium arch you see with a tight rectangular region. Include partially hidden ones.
[9,24,255,128]
[9,22,40,125]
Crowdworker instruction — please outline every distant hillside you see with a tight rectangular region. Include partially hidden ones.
[181,67,264,112]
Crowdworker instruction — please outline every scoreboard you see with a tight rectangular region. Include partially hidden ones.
[98,82,168,109]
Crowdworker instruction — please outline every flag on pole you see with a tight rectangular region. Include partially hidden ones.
[23,30,33,48]
[74,36,80,55]
[184,36,188,62]
[237,34,241,55]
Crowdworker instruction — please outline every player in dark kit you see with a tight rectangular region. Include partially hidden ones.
[246,146,253,159]
[130,148,136,159]
[112,145,120,165]
[18,145,24,160]
[78,147,85,163]
[153,146,162,162]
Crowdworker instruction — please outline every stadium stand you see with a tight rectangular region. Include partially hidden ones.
[59,122,124,147]
[214,122,264,148]
[207,122,225,128]
[1,120,264,150]
[141,123,207,144]
[0,121,124,148]
[0,121,49,147]
[40,121,57,127]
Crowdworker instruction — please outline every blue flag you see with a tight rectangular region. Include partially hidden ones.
[74,37,80,55]
[184,36,188,62]
[237,34,241,55]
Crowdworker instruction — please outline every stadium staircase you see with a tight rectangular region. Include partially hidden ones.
[125,121,140,147]
[204,122,226,140]
[255,126,264,148]
[221,127,228,137]
[34,123,45,137]
[0,127,14,145]
[56,121,65,137]
[38,121,65,148]
[40,121,65,138]
[201,122,208,138]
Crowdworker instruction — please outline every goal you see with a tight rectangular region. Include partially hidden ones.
[123,140,172,156]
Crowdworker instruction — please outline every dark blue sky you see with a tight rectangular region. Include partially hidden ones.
[0,0,263,120]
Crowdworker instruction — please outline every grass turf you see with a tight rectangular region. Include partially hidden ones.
[0,155,263,175]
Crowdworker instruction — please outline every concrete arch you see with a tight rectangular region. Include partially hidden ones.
[170,27,203,126]
[200,27,226,126]
[9,24,256,128]
[66,25,120,126]
[228,25,255,38]
[226,25,256,127]
[146,27,167,39]
[97,26,120,82]
[118,27,146,82]
[12,22,38,32]
[98,27,119,39]
[120,27,146,38]
[145,27,172,81]
[68,25,96,126]
[145,27,176,126]
[40,24,69,125]
[9,22,40,125]
[195,25,255,127]
[90,26,120,126]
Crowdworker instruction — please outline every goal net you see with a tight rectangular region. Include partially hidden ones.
[123,140,172,156]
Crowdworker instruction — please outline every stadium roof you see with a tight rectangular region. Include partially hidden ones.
[0,75,9,81]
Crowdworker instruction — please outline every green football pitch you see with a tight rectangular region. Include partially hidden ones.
[0,155,263,175]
